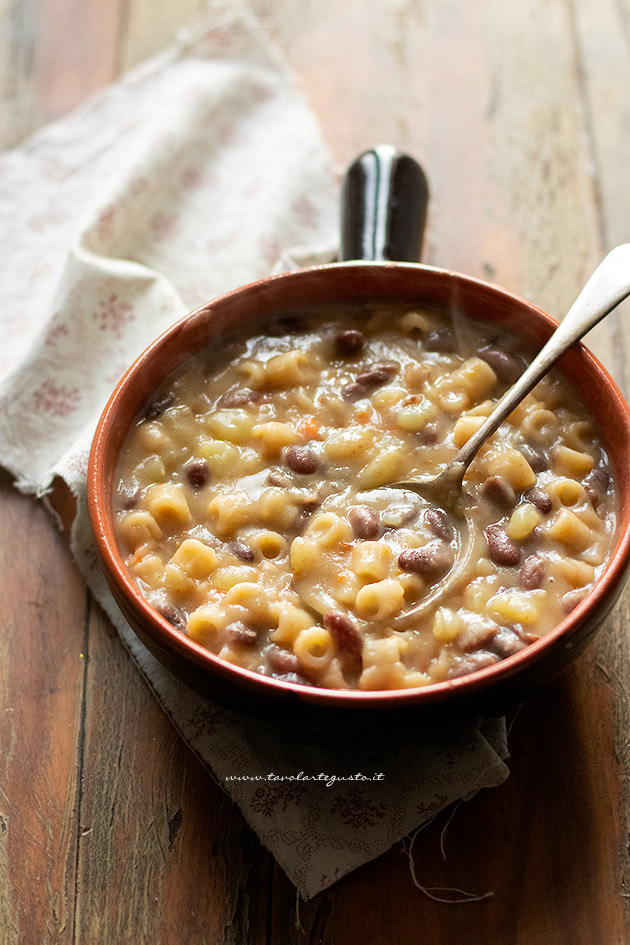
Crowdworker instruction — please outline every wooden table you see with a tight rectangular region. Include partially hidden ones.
[2,1,630,941]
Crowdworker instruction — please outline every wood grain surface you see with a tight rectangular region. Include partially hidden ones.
[1,1,630,942]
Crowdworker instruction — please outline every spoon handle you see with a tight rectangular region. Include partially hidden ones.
[455,244,630,472]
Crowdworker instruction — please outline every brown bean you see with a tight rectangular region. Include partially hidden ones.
[335,329,365,356]
[341,361,400,400]
[524,487,552,515]
[485,524,521,566]
[588,466,610,492]
[585,485,599,510]
[479,346,523,384]
[519,444,548,473]
[218,387,262,408]
[341,381,366,401]
[356,363,399,389]
[424,507,453,540]
[520,554,545,589]
[323,612,363,658]
[480,475,516,509]
[489,627,528,657]
[424,329,456,353]
[285,445,319,474]
[227,621,257,645]
[418,422,439,444]
[266,645,301,675]
[229,539,254,562]
[184,458,209,489]
[145,391,174,420]
[158,603,186,630]
[398,542,453,577]
[449,651,500,678]
[348,505,380,538]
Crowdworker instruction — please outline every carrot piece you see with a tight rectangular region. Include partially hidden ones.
[297,415,321,440]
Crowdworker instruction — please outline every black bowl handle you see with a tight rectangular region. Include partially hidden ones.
[340,146,429,263]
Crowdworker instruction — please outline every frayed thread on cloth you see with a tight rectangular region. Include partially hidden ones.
[403,823,494,904]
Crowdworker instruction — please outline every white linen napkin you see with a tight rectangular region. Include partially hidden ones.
[0,4,509,899]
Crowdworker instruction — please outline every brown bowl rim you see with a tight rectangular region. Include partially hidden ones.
[87,260,630,710]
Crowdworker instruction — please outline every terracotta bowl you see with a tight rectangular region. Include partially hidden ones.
[88,260,630,723]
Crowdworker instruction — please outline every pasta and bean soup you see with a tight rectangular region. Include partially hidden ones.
[114,304,616,690]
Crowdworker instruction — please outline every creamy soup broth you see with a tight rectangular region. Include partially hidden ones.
[113,303,616,690]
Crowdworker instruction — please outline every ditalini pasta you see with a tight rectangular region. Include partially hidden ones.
[114,304,616,690]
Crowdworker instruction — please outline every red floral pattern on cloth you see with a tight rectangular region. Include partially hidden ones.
[331,789,386,829]
[33,379,81,418]
[251,783,306,817]
[93,294,134,339]
[0,6,509,900]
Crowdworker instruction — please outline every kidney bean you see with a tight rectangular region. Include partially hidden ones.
[424,507,453,540]
[479,346,523,384]
[480,475,516,509]
[449,651,499,678]
[520,554,545,589]
[418,422,439,444]
[158,603,186,630]
[588,466,610,492]
[266,645,301,675]
[519,444,548,473]
[145,391,174,420]
[341,381,366,401]
[227,621,258,645]
[218,387,262,408]
[323,612,363,658]
[489,626,528,657]
[285,445,319,474]
[458,617,497,652]
[524,487,552,515]
[343,362,400,399]
[229,539,255,562]
[562,589,587,614]
[184,458,209,489]
[356,363,399,388]
[585,485,599,509]
[484,524,521,566]
[348,505,380,538]
[424,329,456,352]
[335,329,365,356]
[398,542,453,577]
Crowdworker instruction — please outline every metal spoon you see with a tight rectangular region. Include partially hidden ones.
[362,244,630,629]
[299,246,630,629]
[390,243,630,508]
